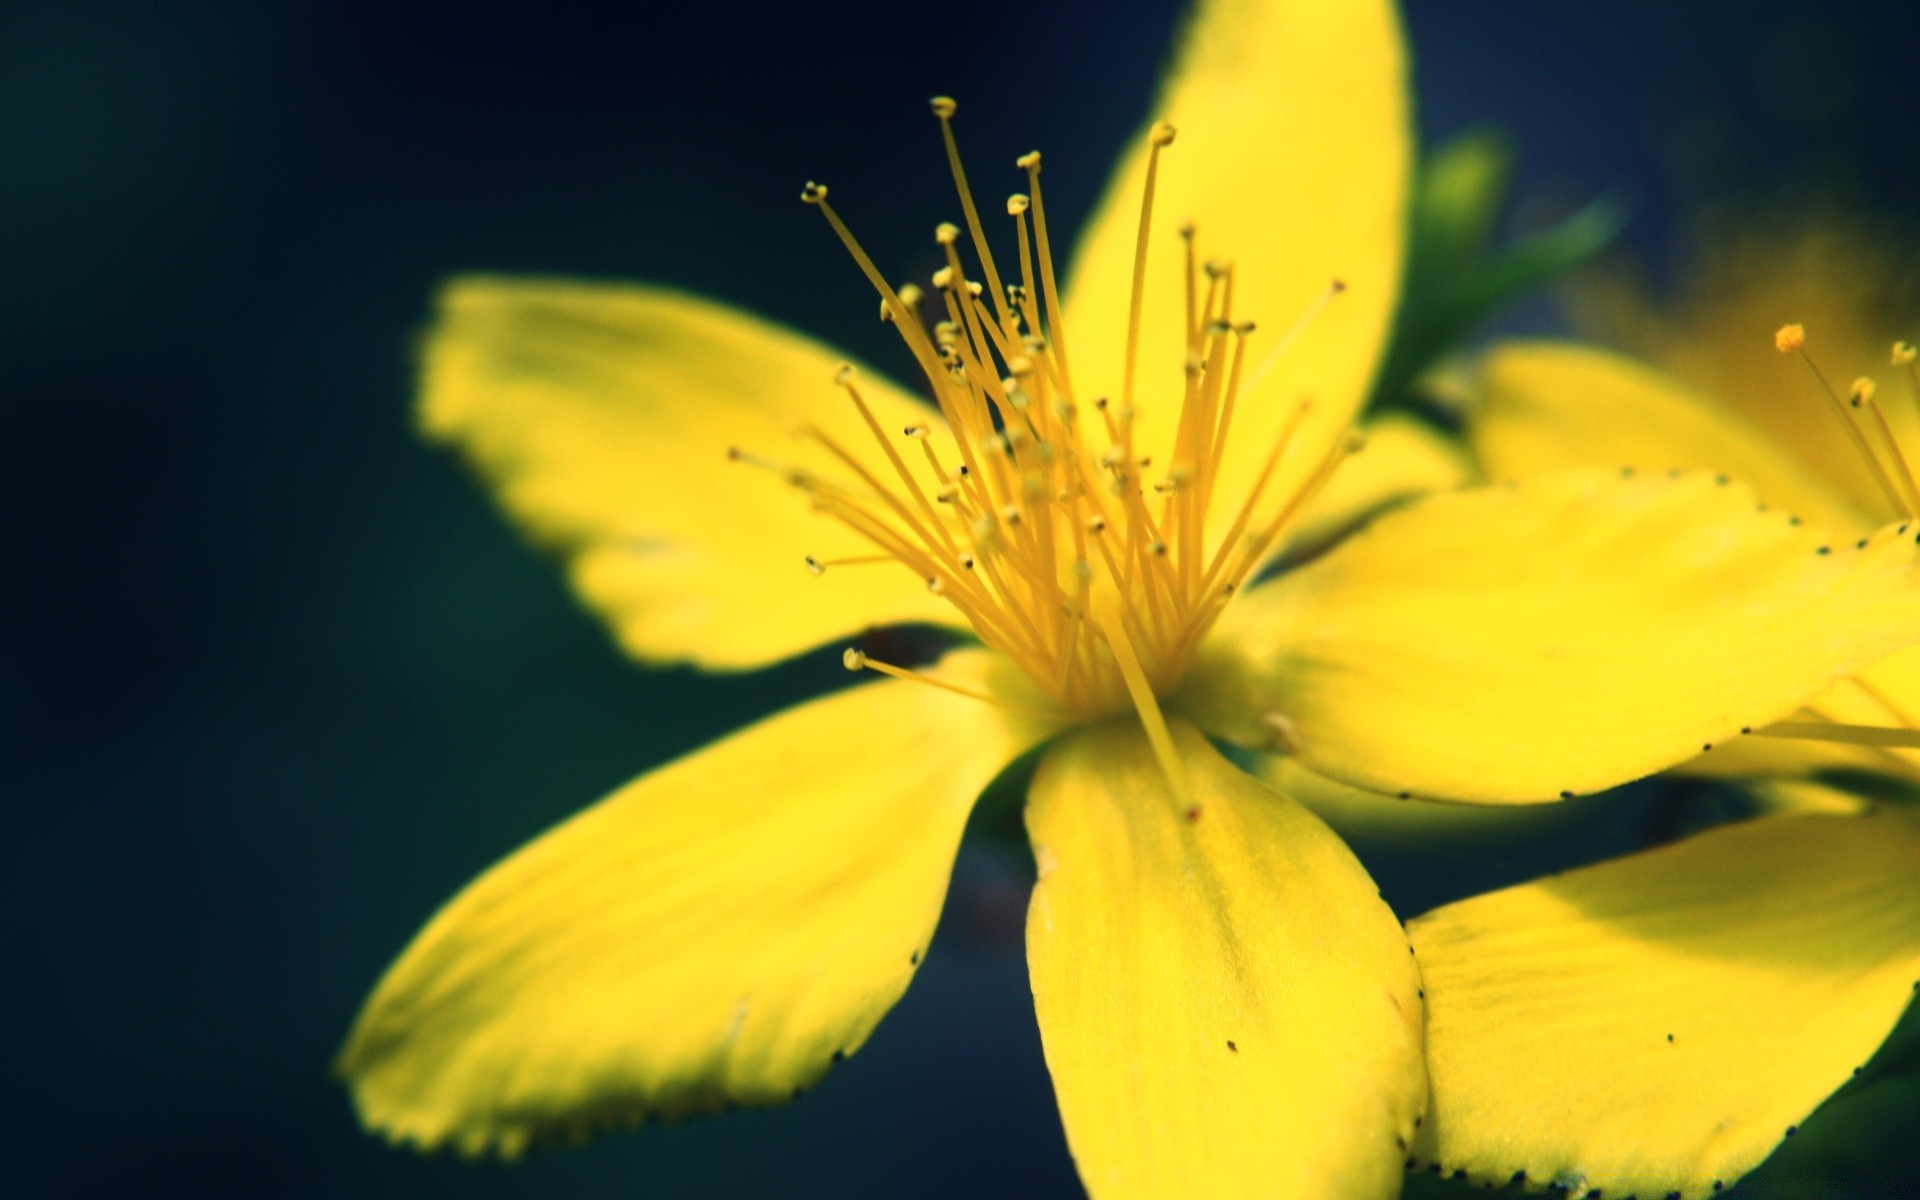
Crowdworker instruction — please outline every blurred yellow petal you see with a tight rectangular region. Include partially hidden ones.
[1410,809,1920,1197]
[421,276,962,671]
[1275,413,1470,566]
[1474,340,1865,535]
[337,650,1053,1156]
[1063,0,1409,537]
[1025,720,1423,1200]
[1193,469,1920,803]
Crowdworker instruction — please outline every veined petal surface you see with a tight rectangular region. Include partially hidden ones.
[1410,809,1920,1198]
[1474,340,1865,535]
[338,650,1052,1156]
[421,276,962,671]
[1063,0,1410,533]
[1194,469,1920,803]
[1025,721,1424,1200]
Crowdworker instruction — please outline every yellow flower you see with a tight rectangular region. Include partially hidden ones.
[1411,210,1920,1197]
[338,11,1920,1200]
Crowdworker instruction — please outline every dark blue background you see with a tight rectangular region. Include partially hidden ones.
[6,1,1915,1196]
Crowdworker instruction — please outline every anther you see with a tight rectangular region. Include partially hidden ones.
[1015,150,1041,171]
[935,222,961,246]
[1851,377,1878,405]
[1896,341,1918,366]
[932,266,954,290]
[805,555,827,576]
[929,95,957,119]
[842,647,867,671]
[834,362,855,385]
[1149,120,1177,146]
[903,424,930,438]
[1203,259,1230,279]
[800,181,828,204]
[1775,323,1807,354]
[1006,194,1030,216]
[1087,516,1108,534]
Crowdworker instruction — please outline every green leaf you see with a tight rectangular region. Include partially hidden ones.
[1370,129,1626,423]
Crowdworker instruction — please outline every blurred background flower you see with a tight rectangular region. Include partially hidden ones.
[6,0,1916,1196]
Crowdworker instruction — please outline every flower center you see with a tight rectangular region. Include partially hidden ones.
[735,98,1353,784]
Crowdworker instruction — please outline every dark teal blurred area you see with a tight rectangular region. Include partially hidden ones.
[5,1,1917,1196]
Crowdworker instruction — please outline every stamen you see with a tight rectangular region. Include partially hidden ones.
[931,97,1015,335]
[793,105,1380,725]
[1244,278,1346,399]
[1018,151,1074,392]
[804,553,890,575]
[1849,375,1920,515]
[1122,121,1178,424]
[804,183,946,381]
[1091,593,1191,804]
[1754,720,1920,749]
[844,646,1055,719]
[1776,323,1912,517]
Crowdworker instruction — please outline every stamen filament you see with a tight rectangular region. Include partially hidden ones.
[1019,152,1074,394]
[931,97,1015,336]
[1755,720,1920,749]
[1091,593,1191,804]
[1122,122,1178,423]
[844,647,1056,719]
[1779,328,1911,517]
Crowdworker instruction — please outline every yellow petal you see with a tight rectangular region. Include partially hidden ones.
[1025,720,1424,1200]
[421,276,961,671]
[337,650,1053,1156]
[1680,643,1920,782]
[1744,778,1874,816]
[1473,340,1866,535]
[1191,469,1920,803]
[1410,808,1920,1197]
[1062,0,1410,534]
[1252,754,1561,844]
[1275,413,1470,567]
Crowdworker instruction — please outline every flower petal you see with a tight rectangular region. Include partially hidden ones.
[1024,720,1424,1200]
[420,276,962,671]
[1062,0,1410,530]
[1408,808,1920,1198]
[1191,469,1920,803]
[1473,340,1866,535]
[1274,413,1470,567]
[337,650,1054,1157]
